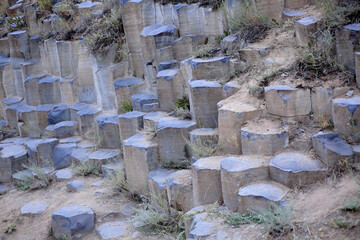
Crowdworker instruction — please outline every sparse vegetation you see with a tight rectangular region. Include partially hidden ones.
[223,212,263,226]
[16,174,34,191]
[317,113,334,129]
[162,160,191,170]
[118,99,133,113]
[5,225,16,234]
[16,164,53,191]
[39,0,54,11]
[341,197,360,212]
[185,137,222,160]
[24,164,51,188]
[107,166,127,192]
[173,98,191,120]
[260,204,293,237]
[192,43,218,58]
[72,160,102,176]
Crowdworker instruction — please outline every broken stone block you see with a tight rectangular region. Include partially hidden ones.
[336,23,360,73]
[95,114,121,149]
[55,168,73,181]
[189,80,223,128]
[189,128,218,160]
[238,181,289,214]
[21,59,43,79]
[239,46,270,66]
[143,111,168,132]
[188,56,230,80]
[265,86,311,117]
[222,80,241,98]
[166,169,193,211]
[218,101,263,154]
[131,92,159,112]
[102,162,124,179]
[38,76,61,105]
[123,133,158,194]
[221,156,269,211]
[47,104,71,125]
[332,97,360,141]
[96,222,128,239]
[66,179,85,192]
[21,201,49,216]
[159,60,178,71]
[53,143,77,169]
[25,138,58,167]
[189,221,214,239]
[269,152,325,188]
[221,34,246,55]
[118,111,145,143]
[77,106,101,140]
[88,149,121,165]
[241,119,289,156]
[192,156,224,206]
[70,148,91,164]
[295,16,320,46]
[0,184,10,193]
[52,205,95,239]
[312,132,354,167]
[282,9,305,21]
[157,117,196,164]
[36,104,55,132]
[172,34,207,61]
[155,46,174,68]
[16,104,40,137]
[114,77,144,107]
[148,168,175,204]
[0,144,27,182]
[156,69,184,111]
[8,30,30,61]
[47,121,78,139]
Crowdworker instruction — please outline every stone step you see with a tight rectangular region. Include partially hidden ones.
[44,121,78,139]
[172,35,207,61]
[239,46,270,66]
[143,111,168,132]
[25,138,58,167]
[148,167,176,204]
[282,9,305,21]
[182,56,231,80]
[53,143,78,170]
[192,156,225,206]
[218,100,263,154]
[332,97,360,142]
[102,162,125,179]
[95,114,121,149]
[114,77,144,110]
[241,118,289,156]
[220,156,269,211]
[222,81,241,99]
[88,149,121,165]
[0,144,28,182]
[189,80,223,128]
[265,86,311,118]
[6,103,40,137]
[189,128,218,161]
[238,180,289,214]
[269,152,325,188]
[38,75,62,105]
[131,91,159,112]
[123,133,158,195]
[157,117,197,164]
[156,69,184,111]
[76,105,102,140]
[118,111,145,143]
[312,132,354,168]
[295,16,320,46]
[166,169,193,211]
[158,60,178,71]
[70,148,91,164]
[47,104,71,125]
[36,104,55,133]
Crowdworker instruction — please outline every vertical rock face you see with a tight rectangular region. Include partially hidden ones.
[336,23,360,73]
[295,16,320,46]
[156,69,183,111]
[252,0,283,24]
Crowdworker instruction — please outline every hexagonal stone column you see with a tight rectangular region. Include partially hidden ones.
[36,104,54,133]
[189,80,223,128]
[118,111,145,143]
[143,111,168,132]
[189,128,218,160]
[77,106,101,140]
[114,77,144,108]
[0,144,28,182]
[38,76,61,105]
[123,133,158,195]
[295,16,320,46]
[332,97,360,142]
[166,169,193,211]
[88,149,121,166]
[221,156,269,211]
[157,117,196,164]
[45,121,78,139]
[131,91,159,112]
[148,168,176,204]
[269,152,325,188]
[172,35,207,61]
[51,205,95,239]
[218,101,263,154]
[312,132,354,167]
[241,119,289,156]
[192,156,224,206]
[187,56,230,80]
[156,69,184,111]
[16,104,40,137]
[25,138,58,167]
[265,86,311,117]
[95,114,121,149]
[238,181,289,214]
[53,143,78,170]
[47,104,71,125]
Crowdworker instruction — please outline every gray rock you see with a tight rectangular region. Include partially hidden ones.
[53,143,77,169]
[96,221,127,239]
[88,149,121,164]
[91,180,104,187]
[21,201,49,215]
[131,92,158,112]
[66,180,85,192]
[102,163,124,179]
[0,184,10,193]
[159,60,178,71]
[189,221,214,238]
[52,205,95,239]
[47,104,71,125]
[55,168,73,181]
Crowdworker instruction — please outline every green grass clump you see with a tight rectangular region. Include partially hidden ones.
[223,212,263,226]
[16,174,34,191]
[72,160,102,176]
[341,197,360,212]
[173,98,191,120]
[185,138,222,160]
[118,99,133,113]
[107,167,127,192]
[39,0,53,11]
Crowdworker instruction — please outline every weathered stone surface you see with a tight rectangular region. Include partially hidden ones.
[189,221,214,239]
[52,205,95,239]
[312,132,354,167]
[53,143,77,169]
[332,97,360,141]
[283,9,305,21]
[189,128,218,160]
[21,201,49,215]
[285,0,308,9]
[77,106,101,140]
[143,111,168,132]
[241,119,289,156]
[36,104,55,132]
[0,37,10,57]
[38,76,61,105]
[252,0,283,24]
[0,144,27,182]
[148,168,175,203]
[66,180,85,192]
[8,30,30,61]
[356,52,360,88]
[55,168,73,181]
[96,221,128,239]
[177,3,203,36]
[0,184,10,193]
[52,121,78,138]
[172,34,207,61]
[188,56,230,80]
[118,111,145,143]
[131,92,159,112]
[159,60,178,71]
[47,104,71,125]
[265,86,311,117]
[24,75,43,106]
[295,16,320,46]
[238,181,289,213]
[59,137,82,144]
[102,162,124,179]
[336,23,360,73]
[70,148,91,164]
[123,133,158,194]
[88,149,121,164]
[218,101,263,154]
[60,77,79,106]
[95,114,121,149]
[221,34,246,55]
[157,117,196,164]
[2,96,23,107]
[25,138,58,167]
[269,152,325,188]
[166,169,193,211]
[189,80,223,128]
[239,46,270,66]
[156,69,184,111]
[221,156,269,211]
[192,156,224,206]
[114,77,144,107]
